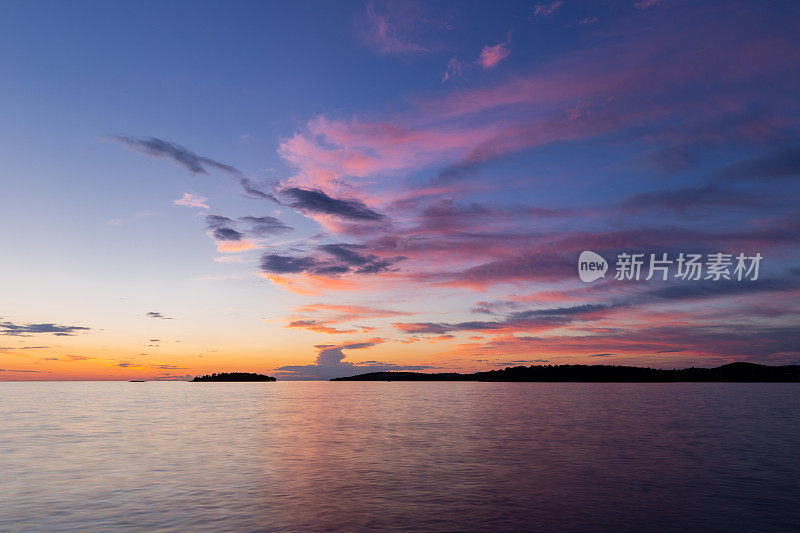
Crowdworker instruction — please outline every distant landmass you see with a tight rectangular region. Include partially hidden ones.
[331,362,800,382]
[191,372,276,382]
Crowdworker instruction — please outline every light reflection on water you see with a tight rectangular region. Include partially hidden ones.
[1,381,798,532]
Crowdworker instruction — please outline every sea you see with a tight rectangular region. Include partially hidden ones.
[1,381,798,532]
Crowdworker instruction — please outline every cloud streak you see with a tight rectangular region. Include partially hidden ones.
[116,136,279,203]
[0,320,90,337]
[282,187,387,222]
[260,243,405,277]
[533,1,563,17]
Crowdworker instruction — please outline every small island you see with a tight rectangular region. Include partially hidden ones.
[331,362,800,382]
[191,372,276,382]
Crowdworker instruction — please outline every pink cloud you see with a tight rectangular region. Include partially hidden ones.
[173,193,209,209]
[278,115,505,191]
[266,5,800,301]
[479,39,510,69]
[281,20,800,203]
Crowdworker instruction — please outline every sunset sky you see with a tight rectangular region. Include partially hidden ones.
[1,0,798,380]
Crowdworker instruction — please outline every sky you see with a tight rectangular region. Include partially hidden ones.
[1,0,798,380]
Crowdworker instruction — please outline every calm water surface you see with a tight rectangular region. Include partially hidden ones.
[1,381,798,532]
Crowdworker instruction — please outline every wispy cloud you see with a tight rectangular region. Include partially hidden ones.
[115,136,238,176]
[635,0,661,9]
[284,304,412,334]
[359,2,428,55]
[115,136,278,203]
[0,346,48,350]
[533,1,564,17]
[394,304,610,336]
[442,58,463,82]
[240,216,293,236]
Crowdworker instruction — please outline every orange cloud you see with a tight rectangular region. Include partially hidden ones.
[285,320,357,335]
[217,239,259,253]
[261,273,359,295]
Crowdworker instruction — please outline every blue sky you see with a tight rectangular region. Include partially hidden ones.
[1,0,799,380]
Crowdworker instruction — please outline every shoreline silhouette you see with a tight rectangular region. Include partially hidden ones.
[191,372,276,382]
[331,362,800,382]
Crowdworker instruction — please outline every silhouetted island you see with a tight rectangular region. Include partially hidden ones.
[192,372,276,382]
[331,362,800,382]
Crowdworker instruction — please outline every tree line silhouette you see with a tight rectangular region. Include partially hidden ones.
[192,372,276,382]
[332,362,800,382]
